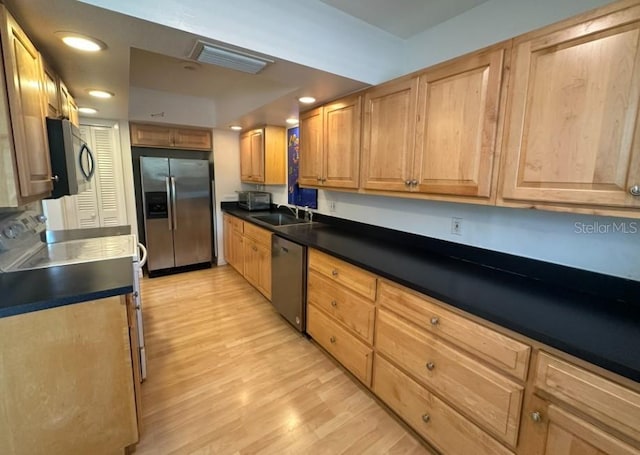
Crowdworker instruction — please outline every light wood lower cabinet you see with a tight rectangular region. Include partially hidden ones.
[376,307,523,447]
[0,296,138,454]
[374,354,514,455]
[307,270,375,344]
[223,214,271,300]
[378,280,530,381]
[305,249,640,455]
[534,352,640,444]
[307,304,373,386]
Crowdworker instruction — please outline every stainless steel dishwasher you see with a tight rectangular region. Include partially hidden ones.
[271,235,307,332]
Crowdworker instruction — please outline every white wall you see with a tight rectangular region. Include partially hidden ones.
[268,186,640,281]
[212,129,241,265]
[403,0,612,73]
[129,87,217,128]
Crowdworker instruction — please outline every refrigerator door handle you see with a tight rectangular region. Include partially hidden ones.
[165,176,173,231]
[171,176,178,231]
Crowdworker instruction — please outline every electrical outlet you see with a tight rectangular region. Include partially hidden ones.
[451,217,463,235]
[329,201,337,212]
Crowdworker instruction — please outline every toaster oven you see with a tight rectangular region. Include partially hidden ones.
[238,191,271,211]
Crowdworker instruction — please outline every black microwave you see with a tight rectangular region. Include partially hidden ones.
[46,118,95,199]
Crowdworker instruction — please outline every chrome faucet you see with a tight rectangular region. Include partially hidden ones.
[277,204,298,219]
[303,206,313,222]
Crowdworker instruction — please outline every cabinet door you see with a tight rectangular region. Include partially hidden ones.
[324,95,361,189]
[173,128,211,151]
[527,402,640,455]
[1,7,52,199]
[229,229,244,273]
[223,215,233,266]
[243,237,260,289]
[43,65,59,118]
[249,129,264,182]
[240,129,264,183]
[68,96,79,126]
[414,47,505,198]
[501,6,640,209]
[130,123,172,148]
[361,77,418,192]
[256,241,271,300]
[59,81,70,119]
[299,107,323,186]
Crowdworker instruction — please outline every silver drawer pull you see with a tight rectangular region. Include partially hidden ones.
[331,300,337,308]
[426,362,435,371]
[430,316,439,326]
[531,411,542,423]
[421,414,430,423]
[331,269,339,277]
[329,336,336,343]
[630,185,640,196]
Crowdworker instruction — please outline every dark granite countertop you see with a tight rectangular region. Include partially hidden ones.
[0,257,133,318]
[224,205,640,383]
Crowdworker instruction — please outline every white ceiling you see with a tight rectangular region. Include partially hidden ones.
[319,0,489,39]
[4,0,488,128]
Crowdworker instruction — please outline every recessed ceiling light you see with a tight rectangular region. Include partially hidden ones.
[56,32,106,52]
[298,96,316,104]
[78,107,98,114]
[230,125,242,131]
[88,89,114,99]
[285,118,298,125]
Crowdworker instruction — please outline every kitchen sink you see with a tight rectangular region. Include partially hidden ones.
[252,213,308,226]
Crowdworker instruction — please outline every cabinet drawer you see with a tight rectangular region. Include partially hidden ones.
[375,308,523,447]
[227,215,244,233]
[374,355,513,455]
[308,270,375,344]
[379,280,530,381]
[307,304,373,386]
[243,221,271,245]
[308,249,377,301]
[535,352,640,443]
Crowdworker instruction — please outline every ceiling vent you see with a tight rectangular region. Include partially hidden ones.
[190,41,274,74]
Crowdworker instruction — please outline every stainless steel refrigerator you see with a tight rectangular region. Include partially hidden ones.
[140,157,212,274]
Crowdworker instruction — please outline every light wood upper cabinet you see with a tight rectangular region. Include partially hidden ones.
[58,81,79,127]
[43,64,59,118]
[0,5,52,206]
[414,45,506,199]
[361,77,418,192]
[240,126,285,184]
[130,123,212,151]
[299,95,362,189]
[500,4,640,212]
[299,107,323,186]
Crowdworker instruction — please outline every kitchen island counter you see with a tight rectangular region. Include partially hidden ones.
[0,257,133,318]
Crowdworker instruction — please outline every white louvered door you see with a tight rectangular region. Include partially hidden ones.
[90,126,126,226]
[74,126,100,228]
[66,124,126,228]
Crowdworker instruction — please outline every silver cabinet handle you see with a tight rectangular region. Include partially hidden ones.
[430,317,439,326]
[411,179,419,186]
[421,414,430,423]
[331,269,339,277]
[165,177,173,231]
[330,336,336,343]
[317,176,322,182]
[331,300,337,308]
[51,175,59,182]
[426,362,435,371]
[405,180,411,186]
[630,185,640,196]
[252,245,258,252]
[170,176,178,230]
[531,411,542,423]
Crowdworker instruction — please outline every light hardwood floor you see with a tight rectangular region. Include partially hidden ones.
[134,266,430,455]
